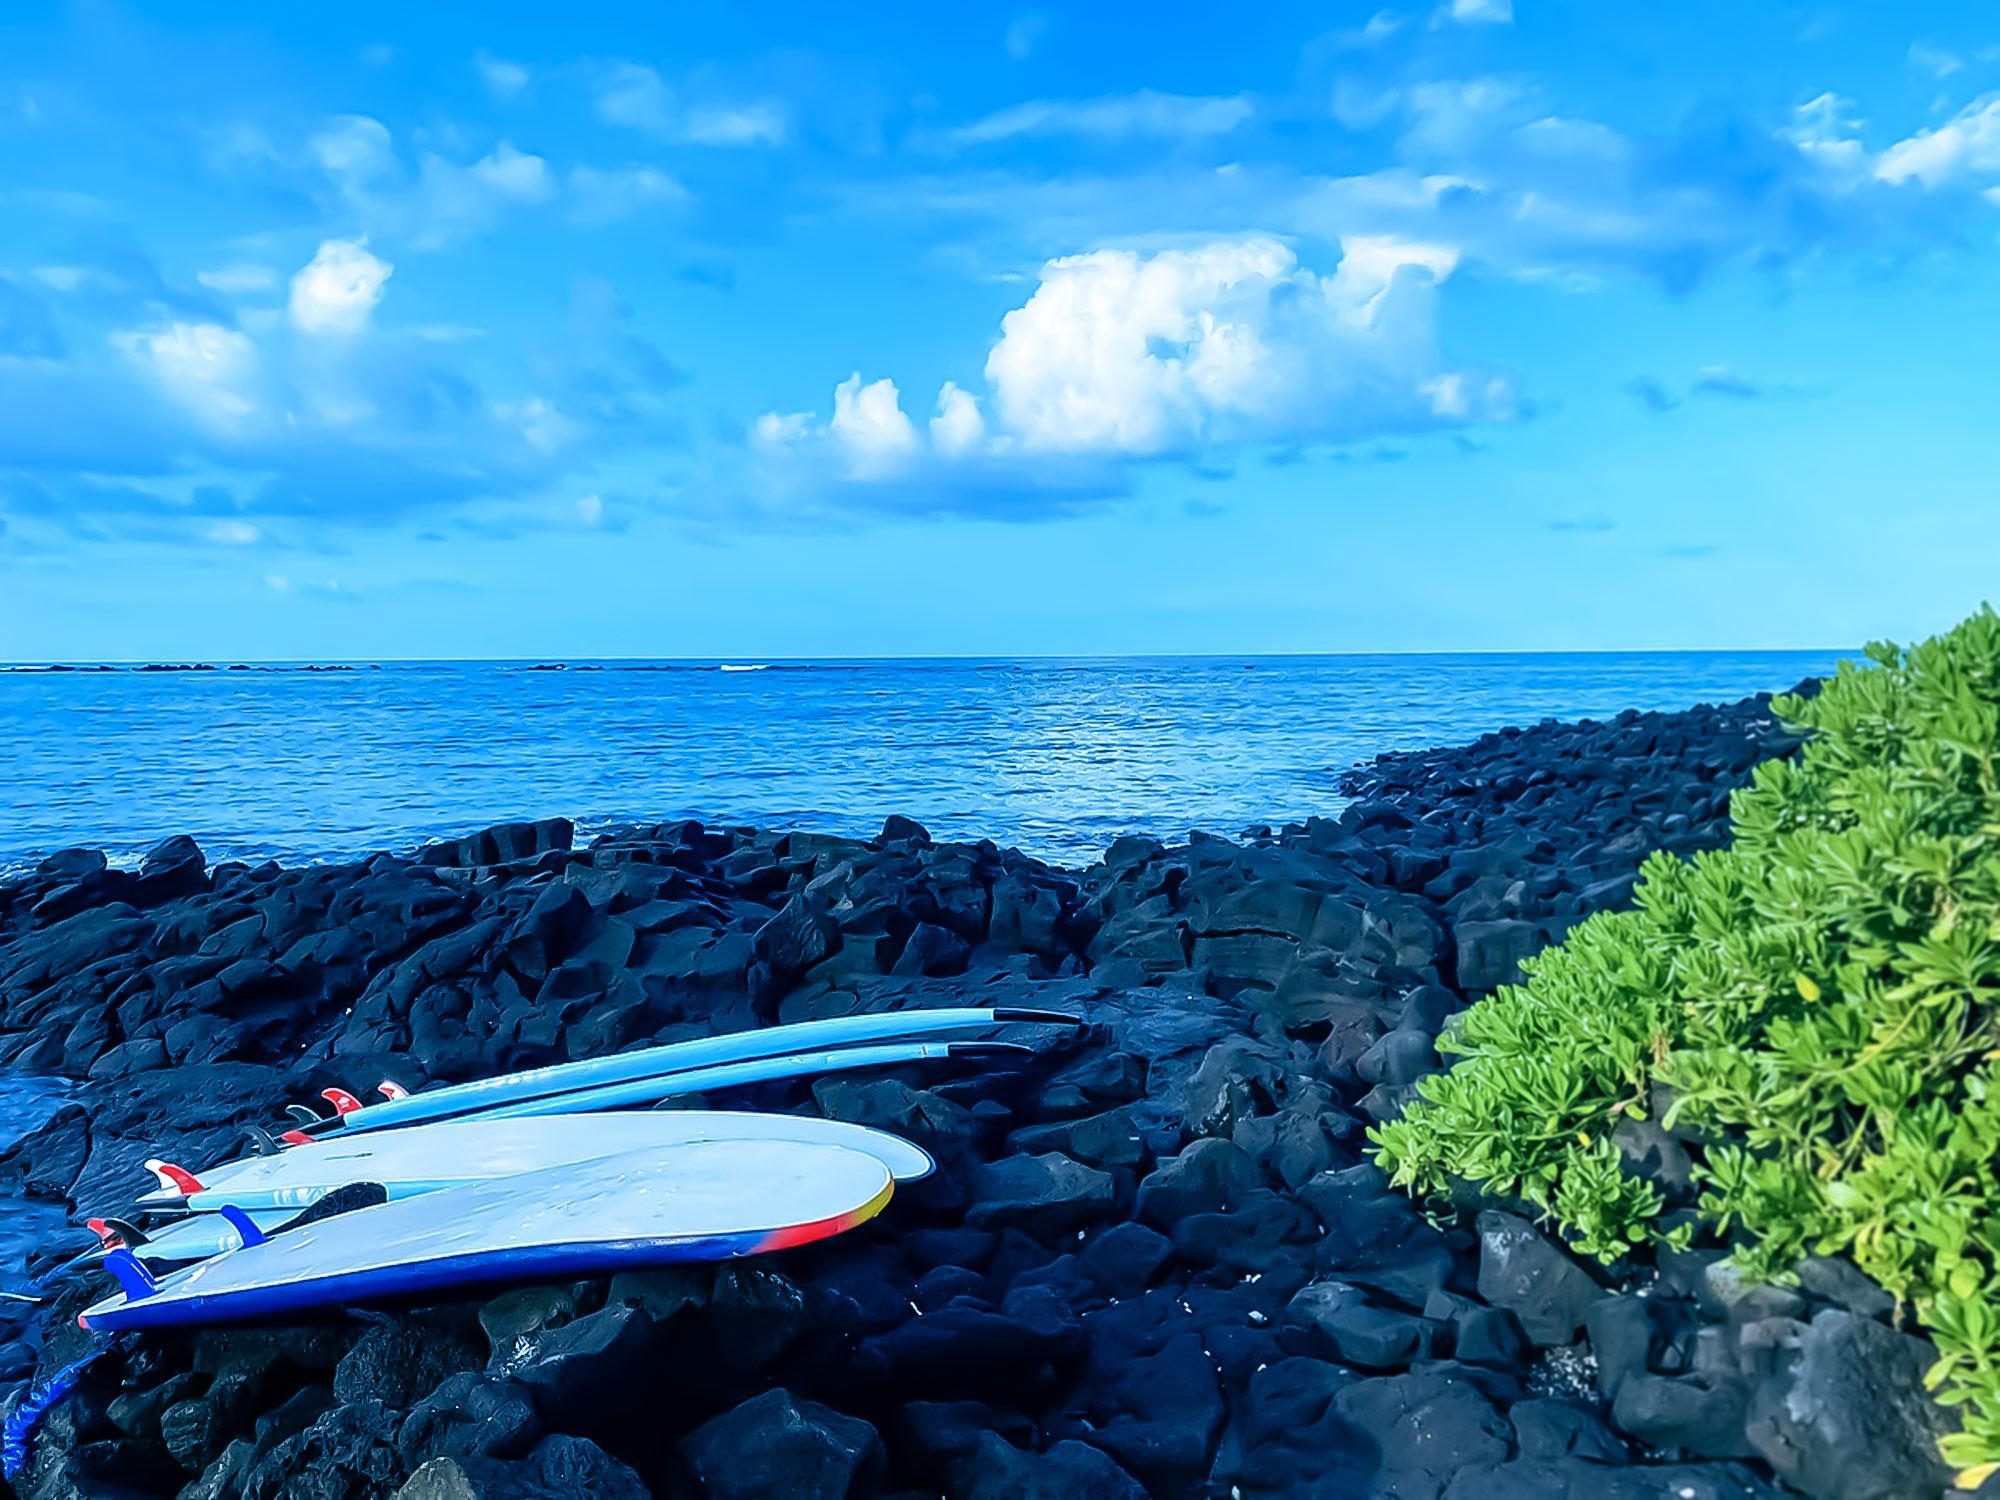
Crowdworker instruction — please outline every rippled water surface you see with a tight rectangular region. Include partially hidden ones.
[1,653,1844,870]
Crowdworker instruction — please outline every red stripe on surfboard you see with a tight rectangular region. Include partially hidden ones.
[754,1180,895,1252]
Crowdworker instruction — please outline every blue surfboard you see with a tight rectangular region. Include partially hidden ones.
[311,1006,1074,1136]
[449,1040,1020,1123]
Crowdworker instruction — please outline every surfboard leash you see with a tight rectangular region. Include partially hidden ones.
[1,1341,115,1481]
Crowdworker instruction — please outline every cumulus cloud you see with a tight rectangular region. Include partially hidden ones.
[288,239,392,334]
[752,236,1509,514]
[987,236,1488,453]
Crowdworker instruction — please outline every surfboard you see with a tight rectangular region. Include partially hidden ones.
[447,1040,1025,1124]
[134,1110,932,1211]
[304,1006,1076,1137]
[81,1138,893,1331]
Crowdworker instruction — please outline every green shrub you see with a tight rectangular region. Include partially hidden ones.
[1370,606,2000,1487]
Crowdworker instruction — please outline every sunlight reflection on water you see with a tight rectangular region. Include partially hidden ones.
[1,652,1842,870]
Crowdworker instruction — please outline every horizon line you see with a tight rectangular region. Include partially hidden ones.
[2,645,1856,669]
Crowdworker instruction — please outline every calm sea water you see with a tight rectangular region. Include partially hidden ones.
[0,653,1843,872]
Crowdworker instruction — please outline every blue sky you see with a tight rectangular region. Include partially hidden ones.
[3,1,1999,659]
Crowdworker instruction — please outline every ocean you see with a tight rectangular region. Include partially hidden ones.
[0,652,1844,873]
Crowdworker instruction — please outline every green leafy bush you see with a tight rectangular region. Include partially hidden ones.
[1371,606,2000,1487]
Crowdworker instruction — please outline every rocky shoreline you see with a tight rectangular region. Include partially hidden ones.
[0,687,1957,1499]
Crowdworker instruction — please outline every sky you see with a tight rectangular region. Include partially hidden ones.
[3,1,1999,660]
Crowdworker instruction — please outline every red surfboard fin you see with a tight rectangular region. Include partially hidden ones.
[144,1159,204,1197]
[320,1087,364,1116]
[376,1080,409,1101]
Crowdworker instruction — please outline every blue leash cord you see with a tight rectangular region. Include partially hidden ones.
[2,1344,110,1481]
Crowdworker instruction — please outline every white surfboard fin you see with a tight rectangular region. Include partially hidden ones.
[376,1080,410,1101]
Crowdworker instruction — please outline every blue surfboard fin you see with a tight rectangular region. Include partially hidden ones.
[101,1249,158,1302]
[216,1204,269,1248]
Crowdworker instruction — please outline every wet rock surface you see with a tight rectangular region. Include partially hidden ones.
[0,692,1953,1496]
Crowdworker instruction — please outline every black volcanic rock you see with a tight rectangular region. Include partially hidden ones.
[5,686,1936,1499]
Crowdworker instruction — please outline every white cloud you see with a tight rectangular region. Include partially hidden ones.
[930,382,986,455]
[117,322,258,424]
[951,91,1255,146]
[469,141,554,200]
[593,63,675,133]
[1908,42,1964,80]
[567,164,690,223]
[575,493,604,526]
[983,236,1483,454]
[1877,93,2000,187]
[206,519,261,545]
[1444,0,1513,23]
[1005,13,1047,60]
[289,239,392,335]
[32,266,84,291]
[1785,94,1872,187]
[752,236,1509,510]
[591,63,784,147]
[683,104,786,147]
[196,264,280,295]
[309,115,396,190]
[1339,11,1407,47]
[477,52,531,99]
[827,374,920,475]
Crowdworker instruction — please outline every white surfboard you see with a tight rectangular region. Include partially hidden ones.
[83,1139,893,1331]
[135,1111,931,1212]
